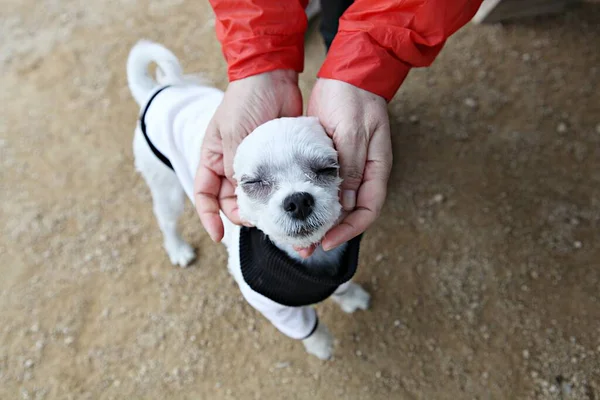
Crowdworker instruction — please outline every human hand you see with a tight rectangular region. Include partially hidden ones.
[194,69,303,242]
[302,78,392,256]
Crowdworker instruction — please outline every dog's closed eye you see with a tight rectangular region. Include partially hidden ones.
[240,176,272,200]
[315,166,339,176]
[242,178,268,185]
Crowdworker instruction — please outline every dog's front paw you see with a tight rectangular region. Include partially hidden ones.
[302,323,334,360]
[332,282,370,313]
[165,239,195,267]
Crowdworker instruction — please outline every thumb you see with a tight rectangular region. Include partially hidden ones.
[334,131,368,211]
[219,123,245,185]
[222,139,238,185]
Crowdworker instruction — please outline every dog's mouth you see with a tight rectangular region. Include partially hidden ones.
[288,225,317,238]
[287,220,324,238]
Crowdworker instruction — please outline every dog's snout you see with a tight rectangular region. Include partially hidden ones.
[283,192,314,221]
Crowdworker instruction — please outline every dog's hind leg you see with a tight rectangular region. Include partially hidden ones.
[133,128,195,267]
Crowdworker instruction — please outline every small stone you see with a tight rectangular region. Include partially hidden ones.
[561,382,573,395]
[573,241,582,249]
[274,361,290,369]
[430,193,444,204]
[530,271,539,280]
[35,340,45,350]
[393,320,402,327]
[569,217,580,225]
[375,371,382,379]
[375,254,383,262]
[355,350,362,357]
[30,323,40,333]
[549,384,558,393]
[464,98,477,108]
[409,115,419,124]
[596,124,600,134]
[64,336,74,345]
[481,371,489,380]
[522,53,531,62]
[557,122,567,133]
[24,359,34,369]
[530,371,538,379]
[522,350,530,359]
[113,380,121,387]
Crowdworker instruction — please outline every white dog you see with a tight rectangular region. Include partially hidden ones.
[127,40,370,359]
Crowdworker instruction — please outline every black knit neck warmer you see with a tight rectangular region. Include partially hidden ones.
[239,227,361,307]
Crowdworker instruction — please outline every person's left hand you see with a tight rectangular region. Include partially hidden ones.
[297,78,393,258]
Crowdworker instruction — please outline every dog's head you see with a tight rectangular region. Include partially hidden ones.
[234,117,342,247]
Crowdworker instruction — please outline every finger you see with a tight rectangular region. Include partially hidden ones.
[321,166,385,250]
[321,208,375,251]
[218,177,251,227]
[332,129,368,211]
[194,163,225,242]
[322,125,392,250]
[293,243,317,259]
[221,136,239,185]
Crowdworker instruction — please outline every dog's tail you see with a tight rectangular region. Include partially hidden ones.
[127,40,183,106]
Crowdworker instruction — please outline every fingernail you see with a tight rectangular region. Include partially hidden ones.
[342,190,356,211]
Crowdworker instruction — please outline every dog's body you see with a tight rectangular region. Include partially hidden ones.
[127,41,370,359]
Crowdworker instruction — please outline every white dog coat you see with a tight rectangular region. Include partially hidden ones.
[140,85,360,339]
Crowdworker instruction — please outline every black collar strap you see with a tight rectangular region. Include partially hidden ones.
[239,227,361,307]
[139,86,174,170]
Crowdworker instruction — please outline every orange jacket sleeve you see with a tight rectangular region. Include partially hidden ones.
[209,0,309,82]
[318,0,483,101]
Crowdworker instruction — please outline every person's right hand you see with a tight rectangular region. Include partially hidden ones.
[194,69,303,242]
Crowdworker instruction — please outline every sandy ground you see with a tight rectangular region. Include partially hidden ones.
[1,1,599,399]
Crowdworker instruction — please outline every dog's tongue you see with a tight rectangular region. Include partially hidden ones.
[293,243,318,259]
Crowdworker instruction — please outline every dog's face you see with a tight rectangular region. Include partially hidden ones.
[234,117,342,247]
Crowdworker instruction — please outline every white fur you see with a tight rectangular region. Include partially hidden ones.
[127,40,370,359]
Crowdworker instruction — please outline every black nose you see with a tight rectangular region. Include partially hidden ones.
[283,192,315,220]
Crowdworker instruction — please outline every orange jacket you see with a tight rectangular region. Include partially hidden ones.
[209,0,482,101]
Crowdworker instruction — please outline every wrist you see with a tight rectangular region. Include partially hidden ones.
[232,69,299,86]
[313,78,387,106]
[265,69,299,85]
